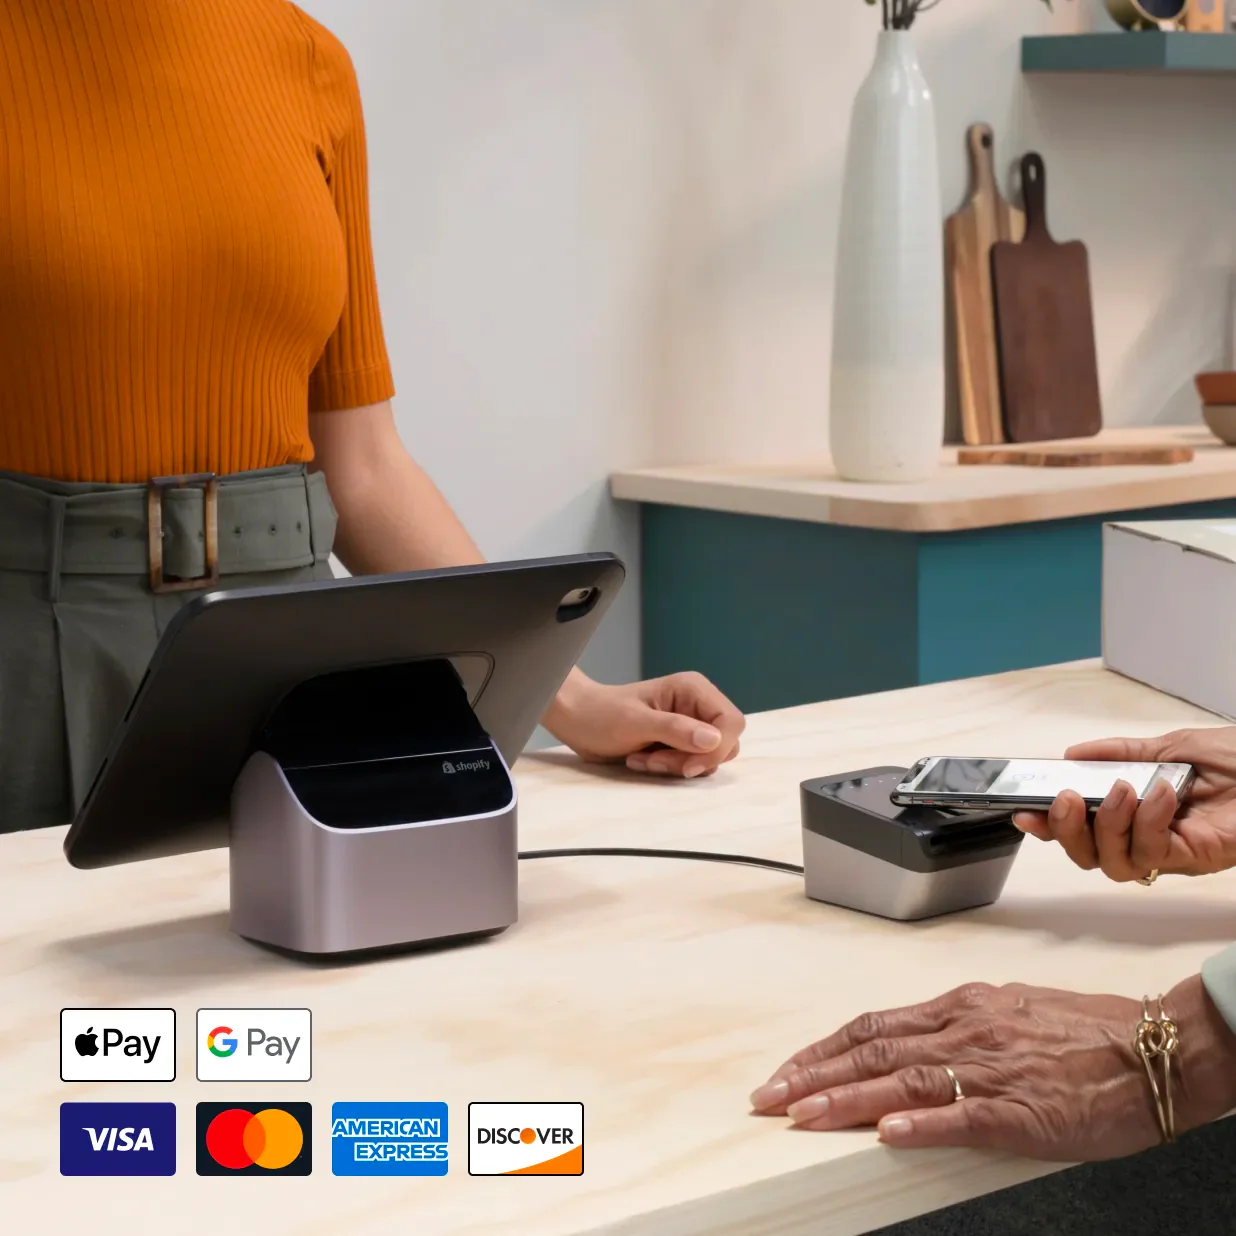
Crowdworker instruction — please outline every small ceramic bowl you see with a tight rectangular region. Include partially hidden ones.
[1196,372,1236,406]
[1105,0,1187,30]
[1203,404,1236,447]
[1195,374,1236,445]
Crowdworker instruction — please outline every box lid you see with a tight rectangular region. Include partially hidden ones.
[1108,519,1236,565]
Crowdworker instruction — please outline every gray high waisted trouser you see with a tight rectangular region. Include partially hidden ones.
[0,465,337,833]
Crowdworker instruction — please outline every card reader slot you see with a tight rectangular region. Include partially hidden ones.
[923,817,1021,857]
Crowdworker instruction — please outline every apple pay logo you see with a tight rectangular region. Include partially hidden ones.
[61,1009,176,1082]
[196,1008,312,1082]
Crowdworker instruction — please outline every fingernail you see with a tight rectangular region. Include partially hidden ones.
[627,756,648,773]
[1104,781,1129,809]
[749,1079,789,1110]
[879,1115,913,1141]
[787,1095,829,1124]
[647,758,669,775]
[1148,780,1172,805]
[683,760,706,779]
[1049,797,1067,822]
[693,724,722,751]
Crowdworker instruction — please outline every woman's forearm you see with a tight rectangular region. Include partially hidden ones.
[309,402,484,575]
[309,403,594,712]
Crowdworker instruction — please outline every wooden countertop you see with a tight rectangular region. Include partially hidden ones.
[611,426,1236,533]
[4,662,1234,1235]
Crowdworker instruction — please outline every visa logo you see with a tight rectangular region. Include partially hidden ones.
[85,1126,156,1152]
[61,1103,176,1176]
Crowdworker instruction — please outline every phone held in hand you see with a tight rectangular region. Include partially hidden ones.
[891,758,1196,812]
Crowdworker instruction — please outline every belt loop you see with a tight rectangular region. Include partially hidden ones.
[45,495,67,603]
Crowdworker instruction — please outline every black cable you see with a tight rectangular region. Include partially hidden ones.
[517,846,803,876]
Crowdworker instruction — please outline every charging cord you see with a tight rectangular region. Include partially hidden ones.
[517,846,803,876]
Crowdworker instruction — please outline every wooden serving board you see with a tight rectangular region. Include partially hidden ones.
[958,443,1194,468]
[945,124,1025,446]
[990,153,1103,444]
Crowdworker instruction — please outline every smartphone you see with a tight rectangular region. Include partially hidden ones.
[891,757,1195,812]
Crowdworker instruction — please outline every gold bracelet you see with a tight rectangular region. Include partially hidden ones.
[1134,995,1179,1144]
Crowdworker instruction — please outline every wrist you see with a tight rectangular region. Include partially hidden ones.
[1166,974,1236,1131]
[541,667,593,741]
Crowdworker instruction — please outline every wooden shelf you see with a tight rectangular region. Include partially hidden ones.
[610,426,1236,534]
[1023,32,1236,74]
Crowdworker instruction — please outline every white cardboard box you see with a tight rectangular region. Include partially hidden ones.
[1103,520,1236,721]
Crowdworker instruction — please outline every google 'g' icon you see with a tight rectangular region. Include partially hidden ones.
[207,1026,237,1057]
[196,1103,312,1176]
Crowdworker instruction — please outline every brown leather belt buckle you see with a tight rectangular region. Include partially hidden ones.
[147,472,220,593]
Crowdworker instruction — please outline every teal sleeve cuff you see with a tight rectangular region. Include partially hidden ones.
[1201,943,1236,1036]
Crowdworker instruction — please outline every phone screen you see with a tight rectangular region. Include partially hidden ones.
[912,759,1176,800]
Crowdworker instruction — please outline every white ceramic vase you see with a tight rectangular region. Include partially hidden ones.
[829,30,944,483]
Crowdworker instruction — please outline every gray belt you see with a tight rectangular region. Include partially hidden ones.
[0,467,337,599]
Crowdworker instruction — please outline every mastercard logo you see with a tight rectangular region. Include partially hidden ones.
[196,1102,312,1176]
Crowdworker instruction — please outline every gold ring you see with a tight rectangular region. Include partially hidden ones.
[942,1064,965,1103]
[1138,869,1160,887]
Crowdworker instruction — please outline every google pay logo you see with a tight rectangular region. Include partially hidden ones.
[207,1026,238,1057]
[196,1009,311,1082]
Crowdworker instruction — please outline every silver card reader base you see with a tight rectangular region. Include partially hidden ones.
[801,767,1023,922]
[229,659,517,957]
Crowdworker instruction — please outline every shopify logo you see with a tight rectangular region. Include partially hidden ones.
[442,758,490,774]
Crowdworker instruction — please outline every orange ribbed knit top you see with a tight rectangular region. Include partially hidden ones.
[0,0,395,482]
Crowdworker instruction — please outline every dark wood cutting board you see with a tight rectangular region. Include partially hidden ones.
[990,153,1102,443]
[945,124,1025,446]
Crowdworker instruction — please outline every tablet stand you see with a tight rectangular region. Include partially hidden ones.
[229,659,518,956]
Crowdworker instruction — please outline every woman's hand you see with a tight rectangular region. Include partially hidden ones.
[543,669,744,779]
[1014,729,1236,881]
[749,976,1236,1161]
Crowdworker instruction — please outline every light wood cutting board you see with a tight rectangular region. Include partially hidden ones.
[958,443,1193,468]
[945,124,1025,447]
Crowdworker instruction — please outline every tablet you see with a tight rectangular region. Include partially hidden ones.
[64,553,624,869]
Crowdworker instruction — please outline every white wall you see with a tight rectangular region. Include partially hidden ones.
[302,0,1236,687]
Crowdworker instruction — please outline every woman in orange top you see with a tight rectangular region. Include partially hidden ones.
[0,0,743,831]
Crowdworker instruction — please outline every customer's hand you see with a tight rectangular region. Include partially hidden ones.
[749,976,1236,1161]
[1013,728,1236,881]
[543,669,744,779]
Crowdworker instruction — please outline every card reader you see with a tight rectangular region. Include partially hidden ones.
[801,766,1023,921]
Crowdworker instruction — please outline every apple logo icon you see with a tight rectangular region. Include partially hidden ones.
[75,1027,99,1057]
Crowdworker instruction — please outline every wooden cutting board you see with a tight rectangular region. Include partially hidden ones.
[958,443,1193,467]
[990,153,1103,444]
[945,124,1025,446]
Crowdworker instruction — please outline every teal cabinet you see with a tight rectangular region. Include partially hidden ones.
[639,498,1236,715]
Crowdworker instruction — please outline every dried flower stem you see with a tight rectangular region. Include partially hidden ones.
[870,0,1063,30]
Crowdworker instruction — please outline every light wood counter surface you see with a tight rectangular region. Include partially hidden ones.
[4,661,1235,1235]
[611,426,1236,533]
